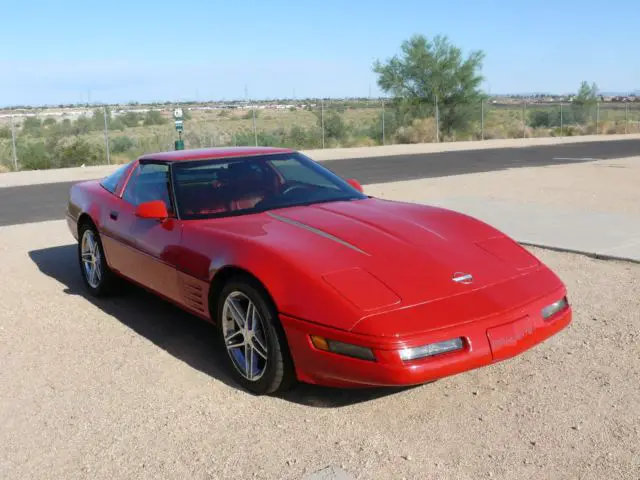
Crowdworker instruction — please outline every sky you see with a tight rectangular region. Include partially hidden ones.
[2,0,639,106]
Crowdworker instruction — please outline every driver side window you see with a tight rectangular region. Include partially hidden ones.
[122,163,173,213]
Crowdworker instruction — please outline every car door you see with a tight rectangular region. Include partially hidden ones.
[105,161,184,303]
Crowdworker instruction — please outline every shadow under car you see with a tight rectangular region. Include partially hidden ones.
[28,244,417,407]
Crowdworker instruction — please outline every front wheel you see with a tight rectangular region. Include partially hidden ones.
[78,222,119,297]
[216,276,296,395]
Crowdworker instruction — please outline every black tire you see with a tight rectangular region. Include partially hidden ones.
[216,275,296,395]
[77,221,120,297]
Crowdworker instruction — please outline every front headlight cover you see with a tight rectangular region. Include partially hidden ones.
[541,297,569,320]
[399,337,464,362]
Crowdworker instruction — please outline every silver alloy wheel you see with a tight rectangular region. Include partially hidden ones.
[221,291,269,381]
[81,229,102,289]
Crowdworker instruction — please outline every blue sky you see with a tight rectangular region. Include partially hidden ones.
[2,0,639,106]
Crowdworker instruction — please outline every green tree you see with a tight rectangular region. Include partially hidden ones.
[571,81,599,125]
[373,34,486,137]
[573,81,599,105]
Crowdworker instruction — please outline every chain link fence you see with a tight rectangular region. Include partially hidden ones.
[1,99,640,172]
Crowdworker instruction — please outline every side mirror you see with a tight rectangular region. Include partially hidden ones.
[346,178,363,193]
[135,200,168,220]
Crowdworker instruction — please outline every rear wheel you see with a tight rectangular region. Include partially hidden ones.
[216,275,295,395]
[78,222,119,297]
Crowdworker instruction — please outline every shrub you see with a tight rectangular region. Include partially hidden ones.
[21,117,43,136]
[120,112,141,128]
[17,140,50,170]
[316,110,348,141]
[54,139,105,168]
[529,110,556,128]
[110,136,136,154]
[71,116,93,135]
[143,110,168,126]
[242,109,258,120]
[394,118,438,143]
[288,125,322,149]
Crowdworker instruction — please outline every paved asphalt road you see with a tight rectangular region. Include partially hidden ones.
[1,139,639,227]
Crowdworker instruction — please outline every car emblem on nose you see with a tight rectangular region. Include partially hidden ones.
[452,272,473,284]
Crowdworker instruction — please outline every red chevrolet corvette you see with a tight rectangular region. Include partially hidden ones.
[66,146,572,395]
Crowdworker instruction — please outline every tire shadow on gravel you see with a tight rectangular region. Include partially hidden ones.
[29,244,422,407]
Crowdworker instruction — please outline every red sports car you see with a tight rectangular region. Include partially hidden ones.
[66,146,572,395]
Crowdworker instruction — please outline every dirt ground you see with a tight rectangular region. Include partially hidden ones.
[1,156,639,479]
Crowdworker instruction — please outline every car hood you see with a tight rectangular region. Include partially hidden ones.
[252,198,542,312]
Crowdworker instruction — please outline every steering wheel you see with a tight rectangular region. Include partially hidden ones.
[281,184,310,196]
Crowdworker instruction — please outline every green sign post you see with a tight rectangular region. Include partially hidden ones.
[174,108,185,150]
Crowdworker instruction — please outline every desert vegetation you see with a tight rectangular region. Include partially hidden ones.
[1,35,639,172]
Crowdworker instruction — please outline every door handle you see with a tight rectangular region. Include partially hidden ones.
[109,211,119,220]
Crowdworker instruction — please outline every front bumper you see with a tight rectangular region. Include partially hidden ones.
[280,286,572,388]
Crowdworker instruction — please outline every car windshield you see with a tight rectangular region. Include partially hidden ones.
[170,152,367,219]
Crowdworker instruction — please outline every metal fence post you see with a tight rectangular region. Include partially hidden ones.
[481,100,484,140]
[435,94,440,143]
[522,101,526,138]
[252,105,258,146]
[381,99,386,145]
[560,103,563,136]
[321,100,325,149]
[625,104,629,134]
[10,115,18,171]
[596,102,600,135]
[103,106,111,165]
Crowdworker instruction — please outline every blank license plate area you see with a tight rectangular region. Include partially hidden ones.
[486,315,534,361]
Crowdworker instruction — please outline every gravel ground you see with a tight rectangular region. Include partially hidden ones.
[0,225,638,480]
[1,155,639,479]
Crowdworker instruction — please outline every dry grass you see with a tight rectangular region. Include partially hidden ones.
[394,118,438,143]
[2,103,640,171]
